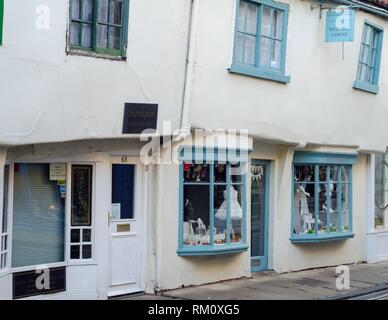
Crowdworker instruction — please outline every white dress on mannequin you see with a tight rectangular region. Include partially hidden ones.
[215,186,243,220]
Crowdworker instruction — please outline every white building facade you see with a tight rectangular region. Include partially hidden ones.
[1,0,388,299]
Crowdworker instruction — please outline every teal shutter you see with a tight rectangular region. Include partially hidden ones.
[121,0,129,57]
[12,164,65,268]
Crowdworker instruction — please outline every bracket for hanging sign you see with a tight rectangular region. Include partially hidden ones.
[309,0,359,19]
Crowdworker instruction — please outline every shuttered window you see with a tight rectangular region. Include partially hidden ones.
[12,164,65,268]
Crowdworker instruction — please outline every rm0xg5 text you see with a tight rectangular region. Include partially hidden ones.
[192,305,240,315]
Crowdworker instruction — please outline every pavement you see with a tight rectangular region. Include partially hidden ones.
[118,261,388,300]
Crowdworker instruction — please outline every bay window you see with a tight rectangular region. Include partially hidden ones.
[178,148,248,256]
[291,152,356,243]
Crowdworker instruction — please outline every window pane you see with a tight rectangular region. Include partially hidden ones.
[2,165,9,233]
[341,183,350,231]
[98,0,109,23]
[83,229,92,242]
[109,0,123,25]
[318,183,327,233]
[82,244,92,259]
[360,45,368,64]
[71,0,80,20]
[235,33,245,64]
[375,153,387,229]
[12,164,65,268]
[251,165,266,257]
[319,165,327,182]
[272,9,283,39]
[294,179,315,234]
[238,1,246,32]
[329,183,339,232]
[71,229,80,243]
[108,26,121,50]
[230,185,243,242]
[82,0,94,22]
[244,35,256,65]
[97,25,108,48]
[70,22,80,46]
[261,6,271,37]
[259,36,270,67]
[71,165,92,226]
[294,165,314,183]
[214,185,227,244]
[183,185,210,246]
[364,25,372,45]
[214,163,227,183]
[271,39,281,69]
[71,245,80,259]
[246,3,257,34]
[112,164,135,219]
[231,162,242,183]
[183,163,209,183]
[81,24,93,48]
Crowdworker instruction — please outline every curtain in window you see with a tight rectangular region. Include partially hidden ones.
[12,164,65,268]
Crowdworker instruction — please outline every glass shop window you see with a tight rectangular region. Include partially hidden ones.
[375,153,388,230]
[291,153,355,243]
[12,164,65,268]
[181,161,246,250]
[71,165,93,260]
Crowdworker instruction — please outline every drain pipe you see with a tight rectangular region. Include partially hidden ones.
[174,0,200,142]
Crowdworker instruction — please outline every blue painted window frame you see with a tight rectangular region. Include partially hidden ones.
[229,0,290,83]
[353,21,383,94]
[291,152,357,243]
[177,147,249,256]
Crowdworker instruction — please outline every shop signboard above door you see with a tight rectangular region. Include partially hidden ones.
[122,103,158,134]
[325,7,355,42]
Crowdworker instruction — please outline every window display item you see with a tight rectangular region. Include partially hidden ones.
[215,186,243,220]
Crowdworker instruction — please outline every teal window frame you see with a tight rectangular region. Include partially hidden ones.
[353,21,383,94]
[69,0,129,58]
[0,0,4,46]
[291,152,357,243]
[177,147,249,256]
[229,0,290,83]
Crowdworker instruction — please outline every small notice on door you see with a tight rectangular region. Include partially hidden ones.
[111,203,121,220]
[50,163,66,181]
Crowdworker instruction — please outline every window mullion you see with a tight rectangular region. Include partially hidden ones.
[326,165,331,232]
[210,163,214,245]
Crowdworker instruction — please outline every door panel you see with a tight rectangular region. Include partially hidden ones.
[251,160,269,272]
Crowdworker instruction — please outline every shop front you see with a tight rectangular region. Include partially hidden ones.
[0,141,148,299]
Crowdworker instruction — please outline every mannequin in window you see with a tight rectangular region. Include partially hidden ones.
[215,186,243,241]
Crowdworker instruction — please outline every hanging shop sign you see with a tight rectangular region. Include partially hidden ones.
[122,103,158,134]
[325,7,355,42]
[49,163,66,181]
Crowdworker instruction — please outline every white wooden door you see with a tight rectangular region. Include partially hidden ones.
[108,156,145,297]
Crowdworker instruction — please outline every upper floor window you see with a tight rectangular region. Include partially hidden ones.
[353,22,383,94]
[69,0,129,58]
[291,152,357,243]
[229,0,290,83]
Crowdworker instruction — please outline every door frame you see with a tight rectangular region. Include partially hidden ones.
[250,159,270,272]
[107,155,148,296]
